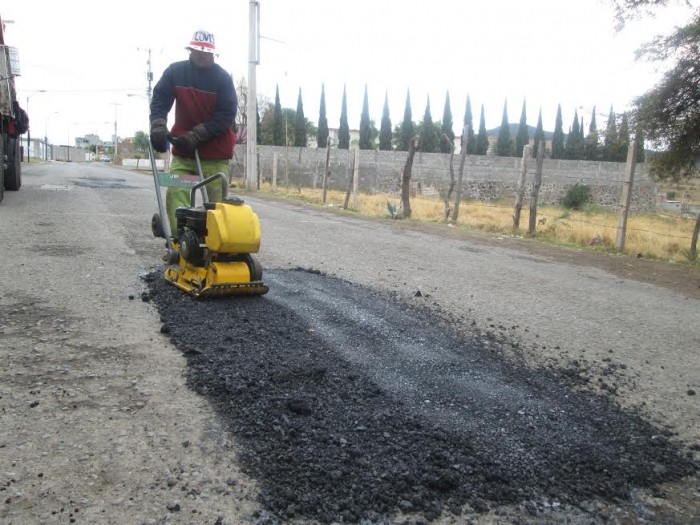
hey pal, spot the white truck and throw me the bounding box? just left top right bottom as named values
left=0, top=15, right=27, bottom=204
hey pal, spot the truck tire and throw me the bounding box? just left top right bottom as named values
left=4, top=137, right=22, bottom=191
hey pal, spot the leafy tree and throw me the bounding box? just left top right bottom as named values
left=440, top=91, right=455, bottom=153
left=317, top=84, right=328, bottom=148
left=463, top=95, right=476, bottom=154
left=420, top=96, right=440, bottom=153
left=398, top=89, right=414, bottom=151
left=515, top=99, right=529, bottom=157
left=338, top=85, right=350, bottom=149
left=293, top=89, right=307, bottom=147
left=379, top=92, right=392, bottom=150
left=585, top=107, right=600, bottom=160
left=634, top=122, right=646, bottom=162
left=475, top=105, right=489, bottom=155
left=617, top=112, right=630, bottom=161
left=603, top=107, right=618, bottom=161
left=272, top=85, right=284, bottom=146
left=551, top=104, right=565, bottom=159
left=133, top=131, right=149, bottom=153
left=630, top=10, right=699, bottom=178
left=496, top=100, right=511, bottom=156
left=359, top=85, right=372, bottom=149
left=533, top=110, right=545, bottom=158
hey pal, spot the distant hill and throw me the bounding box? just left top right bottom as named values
left=486, top=124, right=554, bottom=140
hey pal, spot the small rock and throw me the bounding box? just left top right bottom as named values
left=688, top=389, right=696, bottom=396
left=415, top=290, right=422, bottom=297
left=166, top=500, right=181, bottom=512
left=141, top=292, right=151, bottom=302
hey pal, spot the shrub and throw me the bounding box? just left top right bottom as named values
left=562, top=184, right=592, bottom=210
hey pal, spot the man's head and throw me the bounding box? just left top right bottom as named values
left=186, top=30, right=216, bottom=68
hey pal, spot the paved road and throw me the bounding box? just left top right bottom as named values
left=1, top=161, right=698, bottom=524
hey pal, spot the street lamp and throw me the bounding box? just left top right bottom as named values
left=26, top=90, right=46, bottom=162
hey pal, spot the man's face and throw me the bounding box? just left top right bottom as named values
left=189, top=49, right=215, bottom=69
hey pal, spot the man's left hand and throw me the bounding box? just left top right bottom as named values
left=171, top=124, right=212, bottom=152
left=170, top=134, right=196, bottom=152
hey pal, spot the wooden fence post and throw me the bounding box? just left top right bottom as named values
left=442, top=133, right=456, bottom=220
left=512, top=144, right=531, bottom=229
left=352, top=146, right=359, bottom=209
left=322, top=141, right=331, bottom=204
left=452, top=125, right=469, bottom=223
left=343, top=148, right=355, bottom=209
left=400, top=136, right=420, bottom=218
left=615, top=146, right=637, bottom=251
left=528, top=142, right=544, bottom=234
left=272, top=152, right=278, bottom=191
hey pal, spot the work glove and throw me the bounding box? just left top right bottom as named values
left=170, top=124, right=212, bottom=152
left=150, top=118, right=169, bottom=153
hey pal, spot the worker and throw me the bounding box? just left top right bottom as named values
left=149, top=29, right=237, bottom=234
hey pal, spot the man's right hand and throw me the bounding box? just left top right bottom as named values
left=150, top=119, right=169, bottom=153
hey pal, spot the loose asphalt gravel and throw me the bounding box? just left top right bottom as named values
left=144, top=267, right=697, bottom=524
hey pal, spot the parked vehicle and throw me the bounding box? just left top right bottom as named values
left=0, top=15, right=27, bottom=204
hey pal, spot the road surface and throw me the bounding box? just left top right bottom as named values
left=1, top=161, right=697, bottom=524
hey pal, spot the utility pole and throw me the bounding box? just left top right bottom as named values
left=246, top=0, right=260, bottom=190
left=111, top=103, right=121, bottom=159
left=146, top=48, right=153, bottom=105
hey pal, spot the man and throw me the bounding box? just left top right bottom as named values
left=150, top=29, right=237, bottom=233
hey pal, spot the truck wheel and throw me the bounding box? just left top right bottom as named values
left=4, top=137, right=22, bottom=191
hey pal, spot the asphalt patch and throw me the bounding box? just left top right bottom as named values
left=144, top=268, right=696, bottom=523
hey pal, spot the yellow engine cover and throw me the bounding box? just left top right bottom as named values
left=205, top=202, right=261, bottom=254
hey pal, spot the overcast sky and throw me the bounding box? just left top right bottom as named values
left=4, top=0, right=696, bottom=145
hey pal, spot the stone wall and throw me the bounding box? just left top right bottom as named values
left=231, top=145, right=656, bottom=212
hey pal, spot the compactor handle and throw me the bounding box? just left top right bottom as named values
left=189, top=173, right=228, bottom=207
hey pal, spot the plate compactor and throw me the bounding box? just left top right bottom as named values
left=148, top=141, right=268, bottom=298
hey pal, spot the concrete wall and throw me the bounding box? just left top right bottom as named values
left=230, top=145, right=657, bottom=212
left=122, top=158, right=165, bottom=170
left=52, top=145, right=90, bottom=162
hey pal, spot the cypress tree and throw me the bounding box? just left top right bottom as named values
left=338, top=85, right=350, bottom=149
left=565, top=110, right=584, bottom=160
left=617, top=112, right=630, bottom=162
left=359, top=85, right=372, bottom=150
left=496, top=100, right=511, bottom=156
left=272, top=84, right=284, bottom=146
left=463, top=95, right=476, bottom=154
left=317, top=84, right=328, bottom=148
left=293, top=88, right=307, bottom=147
left=440, top=91, right=455, bottom=153
left=515, top=99, right=529, bottom=157
left=551, top=104, right=565, bottom=159
left=603, top=107, right=618, bottom=161
left=420, top=95, right=439, bottom=153
left=379, top=92, right=392, bottom=150
left=533, top=109, right=545, bottom=158
left=585, top=107, right=600, bottom=160
left=398, top=89, right=414, bottom=151
left=475, top=105, right=489, bottom=155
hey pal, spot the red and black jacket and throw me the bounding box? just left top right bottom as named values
left=150, top=59, right=237, bottom=160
